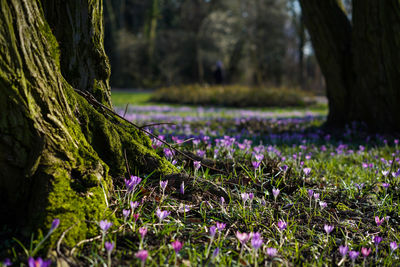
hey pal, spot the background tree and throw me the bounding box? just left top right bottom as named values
left=0, top=0, right=173, bottom=245
left=300, top=0, right=400, bottom=131
left=104, top=0, right=323, bottom=90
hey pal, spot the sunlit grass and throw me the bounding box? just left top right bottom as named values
left=4, top=101, right=399, bottom=266
left=111, top=91, right=154, bottom=106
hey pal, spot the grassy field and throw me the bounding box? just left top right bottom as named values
left=111, top=91, right=154, bottom=106
left=5, top=95, right=400, bottom=266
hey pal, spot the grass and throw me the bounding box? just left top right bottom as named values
left=111, top=91, right=153, bottom=106
left=3, top=101, right=400, bottom=266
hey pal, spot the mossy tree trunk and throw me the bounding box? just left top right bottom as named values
left=0, top=0, right=173, bottom=246
left=300, top=0, right=400, bottom=131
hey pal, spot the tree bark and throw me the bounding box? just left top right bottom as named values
left=351, top=0, right=400, bottom=131
left=42, top=0, right=112, bottom=107
left=298, top=14, right=305, bottom=89
left=0, top=0, right=173, bottom=246
left=299, top=0, right=353, bottom=127
left=300, top=0, right=400, bottom=131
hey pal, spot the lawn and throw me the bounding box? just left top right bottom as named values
left=6, top=95, right=400, bottom=266
left=111, top=91, right=154, bottom=106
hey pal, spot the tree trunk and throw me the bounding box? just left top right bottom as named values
left=144, top=0, right=159, bottom=70
left=0, top=0, right=173, bottom=247
left=299, top=0, right=353, bottom=127
left=300, top=0, right=400, bottom=131
left=298, top=14, right=305, bottom=89
left=351, top=1, right=400, bottom=131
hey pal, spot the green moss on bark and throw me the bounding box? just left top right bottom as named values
left=45, top=168, right=111, bottom=246
left=0, top=0, right=174, bottom=250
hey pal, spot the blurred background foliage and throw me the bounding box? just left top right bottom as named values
left=104, top=0, right=339, bottom=92
left=150, top=84, right=314, bottom=107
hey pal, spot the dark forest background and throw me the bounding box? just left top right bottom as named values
left=103, top=0, right=351, bottom=91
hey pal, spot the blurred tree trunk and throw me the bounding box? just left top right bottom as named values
left=299, top=0, right=353, bottom=127
left=118, top=0, right=126, bottom=29
left=145, top=0, right=159, bottom=68
left=298, top=14, right=305, bottom=89
left=227, top=36, right=246, bottom=83
left=300, top=0, right=400, bottom=131
left=0, top=0, right=172, bottom=247
left=196, top=36, right=205, bottom=84
left=351, top=0, right=400, bottom=131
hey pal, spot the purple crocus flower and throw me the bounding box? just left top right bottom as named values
left=139, top=227, right=147, bottom=238
left=178, top=204, right=190, bottom=213
left=193, top=161, right=201, bottom=171
left=349, top=251, right=359, bottom=261
left=307, top=189, right=314, bottom=198
left=171, top=240, right=183, bottom=253
left=236, top=232, right=249, bottom=244
left=196, top=150, right=206, bottom=158
left=251, top=233, right=263, bottom=250
left=209, top=226, right=217, bottom=237
left=105, top=241, right=115, bottom=253
left=266, top=247, right=277, bottom=258
left=180, top=181, right=185, bottom=195
left=135, top=250, right=148, bottom=262
left=373, top=236, right=383, bottom=245
left=313, top=193, right=320, bottom=200
left=339, top=245, right=348, bottom=257
left=375, top=216, right=384, bottom=226
left=319, top=201, right=327, bottom=209
left=164, top=148, right=174, bottom=159
left=303, top=167, right=311, bottom=176
left=160, top=180, right=168, bottom=191
left=50, top=218, right=60, bottom=232
left=252, top=161, right=261, bottom=169
left=28, top=257, right=51, bottom=267
left=220, top=197, right=225, bottom=205
left=249, top=193, right=254, bottom=201
left=272, top=188, right=280, bottom=200
left=254, top=154, right=264, bottom=162
left=355, top=183, right=364, bottom=190
left=156, top=209, right=171, bottom=222
left=390, top=241, right=398, bottom=251
left=2, top=259, right=11, bottom=267
left=193, top=139, right=201, bottom=146
left=324, top=224, right=334, bottom=234
left=280, top=165, right=288, bottom=172
left=241, top=193, right=249, bottom=203
left=238, top=143, right=246, bottom=150
left=361, top=247, right=371, bottom=258
left=130, top=201, right=139, bottom=210
left=125, top=176, right=142, bottom=192
left=216, top=222, right=226, bottom=231
left=277, top=220, right=287, bottom=231
left=99, top=220, right=112, bottom=232
left=382, top=183, right=390, bottom=189
left=122, top=209, right=130, bottom=219
left=212, top=248, right=220, bottom=258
